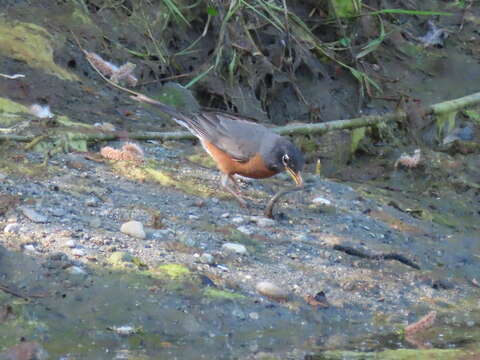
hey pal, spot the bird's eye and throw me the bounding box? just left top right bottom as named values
left=282, top=154, right=289, bottom=165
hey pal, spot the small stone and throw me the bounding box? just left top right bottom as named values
left=4, top=223, right=20, bottom=234
left=193, top=200, right=205, bottom=207
left=312, top=197, right=332, bottom=206
left=64, top=239, right=77, bottom=248
left=85, top=196, right=99, bottom=207
left=179, top=234, right=196, bottom=247
left=252, top=216, right=275, bottom=228
left=20, top=207, right=47, bottom=223
left=200, top=253, right=215, bottom=264
left=256, top=281, right=289, bottom=300
left=120, top=220, right=146, bottom=239
left=23, top=244, right=36, bottom=253
left=249, top=312, right=259, bottom=320
left=232, top=307, right=246, bottom=319
left=109, top=325, right=138, bottom=336
left=94, top=122, right=116, bottom=131
left=188, top=214, right=200, bottom=220
left=71, top=248, right=86, bottom=257
left=220, top=213, right=230, bottom=218
left=221, top=242, right=247, bottom=255
left=67, top=266, right=87, bottom=275
left=231, top=216, right=244, bottom=224
left=237, top=226, right=254, bottom=236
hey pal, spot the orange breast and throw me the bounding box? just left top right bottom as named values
left=203, top=141, right=278, bottom=179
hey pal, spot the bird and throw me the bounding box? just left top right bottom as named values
left=136, top=95, right=305, bottom=207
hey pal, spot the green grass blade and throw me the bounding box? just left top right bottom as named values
left=185, top=65, right=215, bottom=88
left=369, top=9, right=453, bottom=16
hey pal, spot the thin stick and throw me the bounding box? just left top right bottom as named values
left=0, top=283, right=30, bottom=301
left=264, top=185, right=310, bottom=218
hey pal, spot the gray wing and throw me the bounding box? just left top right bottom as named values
left=175, top=111, right=274, bottom=162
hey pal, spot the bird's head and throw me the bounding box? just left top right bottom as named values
left=264, top=137, right=304, bottom=186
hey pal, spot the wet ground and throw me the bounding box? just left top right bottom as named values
left=0, top=140, right=479, bottom=359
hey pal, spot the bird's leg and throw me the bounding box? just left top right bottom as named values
left=228, top=174, right=242, bottom=192
left=221, top=173, right=247, bottom=207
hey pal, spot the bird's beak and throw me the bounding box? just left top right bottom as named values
left=286, top=167, right=303, bottom=187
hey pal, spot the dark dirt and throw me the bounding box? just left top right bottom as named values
left=1, top=1, right=480, bottom=359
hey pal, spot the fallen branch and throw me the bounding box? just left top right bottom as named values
left=264, top=185, right=312, bottom=218
left=333, top=244, right=420, bottom=270
left=0, top=283, right=30, bottom=301
left=2, top=92, right=480, bottom=144
left=405, top=311, right=437, bottom=335
left=0, top=130, right=195, bottom=143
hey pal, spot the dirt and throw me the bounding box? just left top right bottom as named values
left=1, top=1, right=480, bottom=359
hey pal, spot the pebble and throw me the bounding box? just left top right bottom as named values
left=4, top=223, right=20, bottom=234
left=109, top=325, right=138, bottom=336
left=67, top=266, right=87, bottom=275
left=237, top=226, right=254, bottom=236
left=221, top=242, right=247, bottom=255
left=200, top=253, right=215, bottom=264
left=251, top=216, right=275, bottom=228
left=64, top=239, right=77, bottom=248
left=20, top=207, right=47, bottom=223
left=188, top=214, right=200, bottom=220
left=216, top=264, right=229, bottom=271
left=256, top=281, right=289, bottom=300
left=312, top=197, right=332, bottom=206
left=249, top=312, right=259, bottom=320
left=71, top=248, right=86, bottom=257
left=193, top=200, right=205, bottom=207
left=231, top=216, right=245, bottom=224
left=221, top=213, right=230, bottom=218
left=23, top=244, right=36, bottom=253
left=85, top=196, right=99, bottom=207
left=120, top=220, right=146, bottom=239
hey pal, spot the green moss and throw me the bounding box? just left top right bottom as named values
left=144, top=166, right=215, bottom=198
left=108, top=251, right=135, bottom=268
left=350, top=126, right=366, bottom=155
left=56, top=115, right=93, bottom=128
left=464, top=109, right=480, bottom=124
left=330, top=0, right=360, bottom=18
left=203, top=288, right=246, bottom=300
left=187, top=153, right=217, bottom=168
left=295, top=136, right=318, bottom=154
left=318, top=348, right=473, bottom=360
left=0, top=97, right=30, bottom=126
left=154, top=264, right=191, bottom=279
left=0, top=18, right=78, bottom=81
left=431, top=212, right=459, bottom=229
left=71, top=7, right=95, bottom=26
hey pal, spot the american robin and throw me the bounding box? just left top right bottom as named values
left=137, top=96, right=304, bottom=206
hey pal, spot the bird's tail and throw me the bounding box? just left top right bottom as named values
left=132, top=93, right=203, bottom=136
left=132, top=94, right=182, bottom=119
